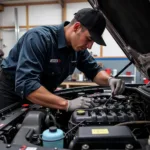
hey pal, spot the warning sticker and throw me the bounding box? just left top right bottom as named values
left=92, top=129, right=109, bottom=134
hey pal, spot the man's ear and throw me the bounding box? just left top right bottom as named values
left=73, top=22, right=81, bottom=32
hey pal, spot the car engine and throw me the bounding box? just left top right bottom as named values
left=0, top=85, right=150, bottom=150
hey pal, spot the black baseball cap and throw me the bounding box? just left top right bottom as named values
left=74, top=8, right=106, bottom=46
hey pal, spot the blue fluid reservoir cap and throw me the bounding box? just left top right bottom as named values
left=49, top=126, right=57, bottom=132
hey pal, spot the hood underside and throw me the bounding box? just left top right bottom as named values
left=89, top=0, right=150, bottom=79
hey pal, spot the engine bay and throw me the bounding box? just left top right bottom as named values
left=0, top=85, right=150, bottom=150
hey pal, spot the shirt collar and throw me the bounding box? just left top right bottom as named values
left=57, top=21, right=70, bottom=49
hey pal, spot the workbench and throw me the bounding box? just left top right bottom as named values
left=60, top=81, right=97, bottom=88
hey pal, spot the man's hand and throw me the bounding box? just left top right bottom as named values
left=108, top=77, right=125, bottom=95
left=67, top=96, right=93, bottom=111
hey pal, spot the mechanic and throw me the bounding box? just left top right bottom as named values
left=0, top=8, right=125, bottom=111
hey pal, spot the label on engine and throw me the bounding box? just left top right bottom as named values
left=92, top=129, right=109, bottom=134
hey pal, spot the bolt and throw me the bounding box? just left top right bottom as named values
left=125, top=144, right=134, bottom=150
left=82, top=144, right=89, bottom=150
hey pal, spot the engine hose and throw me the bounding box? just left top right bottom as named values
left=115, top=121, right=150, bottom=126
left=49, top=113, right=60, bottom=128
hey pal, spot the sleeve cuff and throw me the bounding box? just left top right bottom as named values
left=24, top=81, right=41, bottom=98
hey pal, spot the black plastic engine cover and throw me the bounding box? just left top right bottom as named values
left=69, top=126, right=141, bottom=150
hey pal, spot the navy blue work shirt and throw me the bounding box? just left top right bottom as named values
left=1, top=22, right=103, bottom=98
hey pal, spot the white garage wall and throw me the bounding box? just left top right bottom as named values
left=2, top=29, right=27, bottom=57
left=66, top=2, right=91, bottom=21
left=0, top=6, right=26, bottom=57
left=1, top=6, right=26, bottom=26
left=29, top=4, right=62, bottom=25
left=2, top=30, right=16, bottom=57
left=102, top=29, right=125, bottom=57
left=0, top=4, right=61, bottom=57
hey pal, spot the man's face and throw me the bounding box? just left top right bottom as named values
left=70, top=22, right=94, bottom=51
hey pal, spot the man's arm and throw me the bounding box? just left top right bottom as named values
left=27, top=86, right=68, bottom=110
left=27, top=86, right=93, bottom=111
left=93, top=70, right=110, bottom=85
left=76, top=50, right=110, bottom=85
left=76, top=50, right=125, bottom=95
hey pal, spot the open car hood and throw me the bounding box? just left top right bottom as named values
left=88, top=0, right=150, bottom=79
